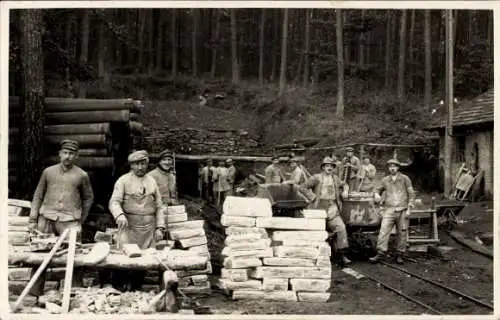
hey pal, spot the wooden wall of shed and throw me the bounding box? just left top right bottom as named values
left=438, top=129, right=493, bottom=198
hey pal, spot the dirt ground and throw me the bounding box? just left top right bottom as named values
left=188, top=199, right=494, bottom=315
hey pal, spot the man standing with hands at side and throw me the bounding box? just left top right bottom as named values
left=28, top=140, right=94, bottom=302
left=148, top=149, right=179, bottom=206
left=369, top=158, right=415, bottom=264
left=109, top=150, right=166, bottom=291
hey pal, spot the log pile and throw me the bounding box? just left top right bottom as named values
left=217, top=196, right=332, bottom=302
left=8, top=97, right=145, bottom=204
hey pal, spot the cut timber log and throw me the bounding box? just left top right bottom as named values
left=129, top=121, right=144, bottom=135
left=256, top=217, right=325, bottom=230
left=44, top=123, right=110, bottom=135
left=297, top=292, right=331, bottom=302
left=45, top=134, right=108, bottom=146
left=45, top=110, right=130, bottom=124
left=222, top=196, right=272, bottom=217
left=262, top=278, right=289, bottom=291
left=122, top=244, right=142, bottom=257
left=44, top=157, right=113, bottom=169
left=221, top=215, right=256, bottom=227
left=250, top=266, right=331, bottom=279
left=77, top=148, right=109, bottom=157
left=9, top=97, right=141, bottom=113
left=290, top=278, right=331, bottom=292
left=272, top=231, right=328, bottom=242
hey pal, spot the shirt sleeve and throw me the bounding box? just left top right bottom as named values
left=367, top=165, right=377, bottom=179
left=303, top=175, right=318, bottom=190
left=29, top=169, right=48, bottom=224
left=80, top=172, right=94, bottom=221
left=376, top=177, right=387, bottom=195
left=404, top=175, right=416, bottom=205
left=109, top=177, right=126, bottom=219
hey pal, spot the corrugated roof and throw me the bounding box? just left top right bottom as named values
left=426, top=89, right=494, bottom=129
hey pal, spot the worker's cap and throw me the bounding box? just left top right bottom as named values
left=159, top=149, right=174, bottom=160
left=225, top=158, right=233, bottom=164
left=345, top=147, right=355, bottom=152
left=387, top=158, right=401, bottom=167
left=60, top=140, right=79, bottom=152
left=271, top=155, right=280, bottom=161
left=321, top=157, right=336, bottom=167
left=128, top=150, right=149, bottom=163
left=289, top=157, right=300, bottom=163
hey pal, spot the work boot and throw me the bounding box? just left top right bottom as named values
left=369, top=251, right=385, bottom=263
left=395, top=253, right=404, bottom=264
left=338, top=250, right=352, bottom=267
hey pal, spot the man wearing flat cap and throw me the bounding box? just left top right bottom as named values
left=341, top=146, right=361, bottom=191
left=303, top=157, right=351, bottom=267
left=226, top=159, right=236, bottom=195
left=109, top=150, right=165, bottom=290
left=213, top=159, right=231, bottom=206
left=370, top=158, right=415, bottom=264
left=264, top=155, right=283, bottom=184
left=28, top=139, right=94, bottom=301
left=199, top=158, right=216, bottom=203
left=148, top=149, right=179, bottom=206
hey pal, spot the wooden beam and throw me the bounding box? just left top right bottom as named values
left=443, top=10, right=455, bottom=195
left=149, top=153, right=306, bottom=163
left=61, top=228, right=78, bottom=313
left=9, top=97, right=143, bottom=113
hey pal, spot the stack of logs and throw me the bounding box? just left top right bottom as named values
left=217, top=196, right=332, bottom=302
left=8, top=97, right=144, bottom=203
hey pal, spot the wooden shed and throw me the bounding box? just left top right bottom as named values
left=426, top=89, right=494, bottom=199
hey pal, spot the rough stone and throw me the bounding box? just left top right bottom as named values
left=169, top=228, right=205, bottom=240
left=165, top=212, right=188, bottom=224
left=262, top=257, right=315, bottom=267
left=225, top=227, right=268, bottom=237
left=221, top=215, right=256, bottom=227
left=178, top=236, right=207, bottom=249
left=273, top=246, right=320, bottom=259
left=221, top=268, right=249, bottom=282
left=301, top=209, right=327, bottom=219
left=290, top=278, right=331, bottom=292
left=226, top=239, right=271, bottom=251
left=271, top=231, right=328, bottom=242
left=297, top=292, right=331, bottom=302
left=250, top=267, right=331, bottom=279
left=223, top=196, right=273, bottom=217
left=223, top=257, right=262, bottom=269
left=221, top=248, right=274, bottom=259
left=167, top=205, right=186, bottom=215
left=262, top=278, right=289, bottom=291
left=168, top=220, right=204, bottom=230
left=256, top=217, right=325, bottom=230
left=218, top=279, right=262, bottom=291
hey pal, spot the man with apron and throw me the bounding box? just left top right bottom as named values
left=109, top=150, right=166, bottom=290
left=302, top=157, right=351, bottom=267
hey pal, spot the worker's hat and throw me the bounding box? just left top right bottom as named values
left=387, top=158, right=401, bottom=167
left=321, top=157, right=336, bottom=167
left=159, top=149, right=174, bottom=160
left=345, top=146, right=355, bottom=152
left=60, top=139, right=79, bottom=152
left=128, top=150, right=149, bottom=163
left=271, top=155, right=279, bottom=161
left=226, top=158, right=233, bottom=164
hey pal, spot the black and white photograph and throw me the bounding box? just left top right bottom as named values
left=1, top=1, right=496, bottom=317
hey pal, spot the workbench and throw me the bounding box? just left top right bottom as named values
left=9, top=248, right=209, bottom=271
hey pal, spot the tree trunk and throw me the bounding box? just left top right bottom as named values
left=258, top=9, right=266, bottom=86
left=384, top=10, right=392, bottom=89
left=397, top=10, right=407, bottom=101
left=336, top=9, right=345, bottom=119
left=343, top=11, right=350, bottom=67
left=210, top=9, right=221, bottom=78
left=97, top=17, right=108, bottom=82
left=358, top=10, right=365, bottom=68
left=230, top=9, right=239, bottom=85
left=138, top=9, right=146, bottom=72
left=148, top=10, right=154, bottom=76
left=171, top=9, right=178, bottom=79
left=18, top=9, right=45, bottom=199
left=192, top=9, right=199, bottom=77
left=156, top=9, right=164, bottom=74
left=78, top=10, right=90, bottom=98
left=65, top=13, right=75, bottom=97
left=270, top=9, right=279, bottom=81
left=279, top=9, right=289, bottom=95
left=444, top=10, right=454, bottom=196
left=424, top=10, right=432, bottom=107
left=407, top=10, right=415, bottom=91
left=303, top=9, right=311, bottom=88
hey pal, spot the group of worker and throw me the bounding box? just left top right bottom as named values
left=27, top=140, right=180, bottom=301
left=264, top=146, right=415, bottom=267
left=198, top=158, right=236, bottom=206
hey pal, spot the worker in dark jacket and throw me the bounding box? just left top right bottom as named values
left=28, top=140, right=94, bottom=302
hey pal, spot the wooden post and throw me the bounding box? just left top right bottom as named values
left=61, top=228, right=78, bottom=313
left=444, top=10, right=454, bottom=196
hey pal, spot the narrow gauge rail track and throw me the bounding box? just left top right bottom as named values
left=355, top=261, right=494, bottom=315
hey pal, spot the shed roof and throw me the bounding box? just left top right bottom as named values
left=426, top=89, right=494, bottom=129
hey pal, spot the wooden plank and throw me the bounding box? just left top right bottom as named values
left=289, top=278, right=331, bottom=292
left=262, top=278, right=289, bottom=291
left=150, top=154, right=306, bottom=163
left=256, top=217, right=325, bottom=230
left=9, top=97, right=137, bottom=112
left=61, top=228, right=78, bottom=313
left=250, top=267, right=331, bottom=279
left=222, top=196, right=273, bottom=217
left=449, top=231, right=493, bottom=258
left=122, top=244, right=142, bottom=258
left=221, top=215, right=256, bottom=227
left=12, top=229, right=70, bottom=312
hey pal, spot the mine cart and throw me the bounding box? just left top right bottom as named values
left=341, top=192, right=383, bottom=228
left=255, top=183, right=311, bottom=217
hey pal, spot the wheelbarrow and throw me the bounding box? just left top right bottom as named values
left=255, top=183, right=312, bottom=217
